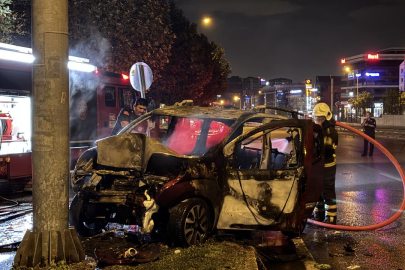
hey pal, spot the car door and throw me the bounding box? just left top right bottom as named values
left=217, top=119, right=318, bottom=232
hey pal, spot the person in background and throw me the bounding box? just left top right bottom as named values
left=361, top=111, right=376, bottom=157
left=312, top=103, right=339, bottom=225
left=110, top=98, right=148, bottom=136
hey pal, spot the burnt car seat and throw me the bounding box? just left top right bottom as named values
left=271, top=149, right=287, bottom=170
left=235, top=147, right=261, bottom=170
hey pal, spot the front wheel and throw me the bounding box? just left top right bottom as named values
left=69, top=195, right=107, bottom=237
left=168, top=198, right=213, bottom=247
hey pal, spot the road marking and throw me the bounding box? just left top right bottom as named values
left=379, top=172, right=401, bottom=181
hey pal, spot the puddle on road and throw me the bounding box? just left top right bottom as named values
left=0, top=252, right=16, bottom=269
left=0, top=213, right=32, bottom=247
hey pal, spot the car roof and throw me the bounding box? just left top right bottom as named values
left=148, top=105, right=285, bottom=121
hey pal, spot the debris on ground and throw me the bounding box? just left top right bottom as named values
left=94, top=243, right=161, bottom=264
left=343, top=244, right=357, bottom=252
left=12, top=258, right=98, bottom=270
left=314, top=263, right=332, bottom=269
left=328, top=251, right=344, bottom=257
left=347, top=265, right=361, bottom=270
left=99, top=241, right=258, bottom=270
left=363, top=252, right=374, bottom=257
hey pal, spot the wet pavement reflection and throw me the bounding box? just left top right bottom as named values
left=302, top=135, right=405, bottom=269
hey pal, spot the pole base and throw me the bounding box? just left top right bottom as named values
left=13, top=227, right=85, bottom=267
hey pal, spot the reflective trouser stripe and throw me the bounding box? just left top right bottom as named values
left=325, top=211, right=337, bottom=217
left=325, top=204, right=337, bottom=210
left=325, top=161, right=336, bottom=167
left=325, top=204, right=337, bottom=217
left=314, top=208, right=325, bottom=212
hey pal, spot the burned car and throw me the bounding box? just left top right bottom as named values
left=69, top=105, right=325, bottom=246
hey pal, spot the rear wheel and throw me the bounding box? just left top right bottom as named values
left=69, top=195, right=107, bottom=237
left=168, top=198, right=212, bottom=247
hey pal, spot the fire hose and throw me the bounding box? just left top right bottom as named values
left=307, top=121, right=405, bottom=230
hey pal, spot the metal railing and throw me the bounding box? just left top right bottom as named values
left=336, top=123, right=405, bottom=150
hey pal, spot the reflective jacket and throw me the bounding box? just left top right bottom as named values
left=322, top=119, right=338, bottom=167
left=110, top=108, right=139, bottom=136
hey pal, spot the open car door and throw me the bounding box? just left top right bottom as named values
left=217, top=119, right=324, bottom=234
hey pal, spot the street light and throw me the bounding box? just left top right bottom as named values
left=202, top=17, right=211, bottom=26
left=234, top=96, right=241, bottom=109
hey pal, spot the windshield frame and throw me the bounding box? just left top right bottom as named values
left=119, top=112, right=235, bottom=157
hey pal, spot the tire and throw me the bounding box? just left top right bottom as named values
left=69, top=195, right=106, bottom=237
left=168, top=198, right=212, bottom=247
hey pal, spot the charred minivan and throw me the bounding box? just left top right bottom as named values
left=69, top=105, right=325, bottom=246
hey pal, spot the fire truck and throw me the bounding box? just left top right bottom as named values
left=0, top=42, right=135, bottom=192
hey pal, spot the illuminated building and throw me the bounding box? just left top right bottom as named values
left=340, top=48, right=405, bottom=117
left=268, top=78, right=292, bottom=86
left=260, top=81, right=307, bottom=112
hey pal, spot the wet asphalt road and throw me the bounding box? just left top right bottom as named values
left=0, top=134, right=404, bottom=269
left=302, top=134, right=405, bottom=269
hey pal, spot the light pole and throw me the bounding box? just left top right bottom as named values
left=14, top=0, right=84, bottom=266
left=234, top=96, right=241, bottom=110
left=258, top=90, right=262, bottom=106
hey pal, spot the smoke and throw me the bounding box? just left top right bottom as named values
left=69, top=28, right=111, bottom=71
left=68, top=28, right=111, bottom=143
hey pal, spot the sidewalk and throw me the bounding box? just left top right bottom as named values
left=339, top=122, right=405, bottom=130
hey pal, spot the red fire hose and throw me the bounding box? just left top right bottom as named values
left=307, top=121, right=405, bottom=230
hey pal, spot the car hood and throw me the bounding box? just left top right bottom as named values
left=96, top=133, right=184, bottom=171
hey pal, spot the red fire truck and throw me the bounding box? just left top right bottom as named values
left=0, top=42, right=135, bottom=192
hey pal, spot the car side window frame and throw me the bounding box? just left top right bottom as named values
left=226, top=123, right=305, bottom=172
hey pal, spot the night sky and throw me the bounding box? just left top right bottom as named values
left=175, top=0, right=405, bottom=83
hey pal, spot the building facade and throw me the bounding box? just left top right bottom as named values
left=268, top=78, right=292, bottom=86
left=227, top=76, right=243, bottom=95
left=261, top=83, right=307, bottom=112
left=340, top=48, right=405, bottom=117
left=242, top=77, right=261, bottom=97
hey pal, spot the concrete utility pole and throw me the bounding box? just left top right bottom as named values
left=14, top=0, right=84, bottom=267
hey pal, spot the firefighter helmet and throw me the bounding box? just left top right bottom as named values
left=313, top=103, right=332, bottom=121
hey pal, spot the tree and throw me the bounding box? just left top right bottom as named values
left=199, top=41, right=231, bottom=105
left=151, top=1, right=231, bottom=105
left=383, top=89, right=401, bottom=115
left=349, top=91, right=373, bottom=116
left=68, top=0, right=175, bottom=78
left=0, top=0, right=26, bottom=43
left=6, top=0, right=231, bottom=106
left=150, top=2, right=212, bottom=105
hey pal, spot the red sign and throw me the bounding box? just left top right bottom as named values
left=367, top=54, right=379, bottom=60
left=341, top=58, right=346, bottom=64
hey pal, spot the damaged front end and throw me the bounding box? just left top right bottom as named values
left=70, top=133, right=185, bottom=237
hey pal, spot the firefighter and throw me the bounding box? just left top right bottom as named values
left=312, top=103, right=339, bottom=224
left=111, top=98, right=148, bottom=136
left=361, top=111, right=376, bottom=157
